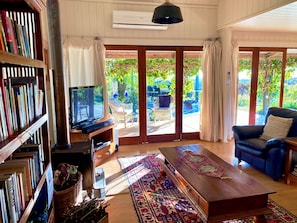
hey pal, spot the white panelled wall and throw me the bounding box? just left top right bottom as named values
left=59, top=0, right=218, bottom=46
left=59, top=0, right=297, bottom=47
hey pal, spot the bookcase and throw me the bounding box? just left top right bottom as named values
left=0, top=0, right=54, bottom=223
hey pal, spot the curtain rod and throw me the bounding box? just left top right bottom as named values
left=205, top=37, right=220, bottom=41
left=63, top=35, right=101, bottom=40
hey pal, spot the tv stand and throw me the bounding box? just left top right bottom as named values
left=70, top=124, right=117, bottom=167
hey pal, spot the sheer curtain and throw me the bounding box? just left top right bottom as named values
left=63, top=38, right=109, bottom=119
left=200, top=40, right=224, bottom=141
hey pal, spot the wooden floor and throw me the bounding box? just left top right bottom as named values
left=99, top=139, right=297, bottom=223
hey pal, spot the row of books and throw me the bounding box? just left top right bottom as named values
left=0, top=78, right=44, bottom=142
left=0, top=144, right=44, bottom=223
left=0, top=10, right=32, bottom=58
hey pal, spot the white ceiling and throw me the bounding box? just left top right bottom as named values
left=229, top=1, right=297, bottom=32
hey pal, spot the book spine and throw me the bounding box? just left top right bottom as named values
left=3, top=175, right=17, bottom=223
left=0, top=17, right=8, bottom=51
left=0, top=185, right=9, bottom=222
left=0, top=79, right=14, bottom=136
left=0, top=86, right=8, bottom=141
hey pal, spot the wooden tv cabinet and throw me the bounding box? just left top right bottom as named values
left=70, top=124, right=117, bottom=167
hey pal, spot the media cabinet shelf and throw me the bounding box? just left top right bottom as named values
left=284, top=138, right=297, bottom=184
left=70, top=124, right=116, bottom=167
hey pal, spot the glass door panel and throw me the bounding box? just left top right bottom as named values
left=237, top=51, right=252, bottom=125
left=105, top=50, right=139, bottom=138
left=182, top=51, right=202, bottom=133
left=256, top=51, right=283, bottom=124
left=146, top=51, right=176, bottom=136
left=283, top=49, right=297, bottom=109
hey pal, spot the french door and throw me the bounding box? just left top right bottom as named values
left=105, top=46, right=202, bottom=145
left=237, top=48, right=287, bottom=125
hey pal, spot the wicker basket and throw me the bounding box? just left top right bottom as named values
left=53, top=171, right=83, bottom=220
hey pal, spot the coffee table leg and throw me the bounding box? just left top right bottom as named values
left=254, top=215, right=267, bottom=223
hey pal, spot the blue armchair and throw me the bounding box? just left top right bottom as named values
left=232, top=107, right=297, bottom=180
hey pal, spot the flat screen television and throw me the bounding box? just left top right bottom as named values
left=69, top=85, right=104, bottom=129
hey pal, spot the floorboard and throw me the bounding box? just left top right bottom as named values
left=98, top=139, right=297, bottom=223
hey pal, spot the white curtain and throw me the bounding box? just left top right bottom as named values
left=63, top=38, right=109, bottom=119
left=200, top=40, right=224, bottom=141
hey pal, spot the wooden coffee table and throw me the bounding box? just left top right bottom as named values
left=159, top=144, right=275, bottom=223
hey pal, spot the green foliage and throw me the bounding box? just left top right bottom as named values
left=238, top=54, right=297, bottom=113
left=106, top=57, right=202, bottom=103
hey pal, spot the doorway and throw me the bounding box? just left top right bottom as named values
left=105, top=46, right=202, bottom=145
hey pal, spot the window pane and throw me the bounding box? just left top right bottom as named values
left=105, top=50, right=139, bottom=137
left=146, top=51, right=176, bottom=135
left=237, top=51, right=252, bottom=125
left=284, top=49, right=297, bottom=109
left=182, top=51, right=202, bottom=133
left=256, top=51, right=283, bottom=124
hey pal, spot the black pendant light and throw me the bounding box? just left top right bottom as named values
left=152, top=0, right=183, bottom=24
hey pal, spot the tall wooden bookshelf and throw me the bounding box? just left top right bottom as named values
left=0, top=0, right=53, bottom=222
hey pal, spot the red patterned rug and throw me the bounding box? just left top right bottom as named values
left=118, top=154, right=297, bottom=223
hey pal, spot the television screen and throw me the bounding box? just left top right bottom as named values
left=69, top=85, right=104, bottom=129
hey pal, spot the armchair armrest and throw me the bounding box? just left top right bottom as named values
left=232, top=125, right=264, bottom=140
left=265, top=138, right=285, bottom=149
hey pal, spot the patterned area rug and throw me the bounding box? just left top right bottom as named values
left=118, top=154, right=297, bottom=223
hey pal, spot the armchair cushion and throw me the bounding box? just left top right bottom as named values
left=237, top=138, right=267, bottom=157
left=260, top=114, right=293, bottom=140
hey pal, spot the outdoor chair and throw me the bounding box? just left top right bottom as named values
left=153, top=95, right=174, bottom=122
left=109, top=99, right=133, bottom=128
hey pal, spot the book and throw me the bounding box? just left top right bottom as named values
left=0, top=11, right=18, bottom=54
left=0, top=174, right=18, bottom=223
left=0, top=180, right=9, bottom=223
left=21, top=84, right=29, bottom=126
left=0, top=78, right=14, bottom=136
left=0, top=18, right=5, bottom=51
left=14, top=22, right=25, bottom=56
left=21, top=25, right=31, bottom=58
left=0, top=111, right=3, bottom=141
left=12, top=85, right=27, bottom=129
left=0, top=17, right=8, bottom=51
left=26, top=82, right=34, bottom=122
left=7, top=79, right=18, bottom=132
left=0, top=86, right=9, bottom=140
